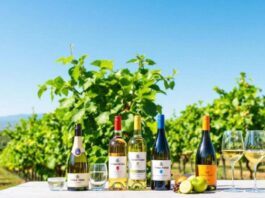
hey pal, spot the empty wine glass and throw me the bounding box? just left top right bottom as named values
left=89, top=163, right=107, bottom=191
left=222, top=130, right=244, bottom=192
left=244, top=130, right=265, bottom=193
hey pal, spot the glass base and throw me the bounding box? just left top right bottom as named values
left=246, top=188, right=265, bottom=193
left=223, top=188, right=243, bottom=192
left=91, top=188, right=104, bottom=191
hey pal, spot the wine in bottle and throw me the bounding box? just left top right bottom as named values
left=67, top=124, right=89, bottom=191
left=196, top=115, right=217, bottom=190
left=128, top=115, right=147, bottom=190
left=151, top=114, right=171, bottom=190
left=108, top=115, right=127, bottom=190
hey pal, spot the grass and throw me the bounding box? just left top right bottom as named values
left=0, top=167, right=24, bottom=190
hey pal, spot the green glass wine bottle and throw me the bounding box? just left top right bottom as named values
left=67, top=124, right=89, bottom=191
left=195, top=115, right=217, bottom=191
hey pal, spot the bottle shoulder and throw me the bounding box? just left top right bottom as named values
left=109, top=136, right=127, bottom=146
left=128, top=136, right=146, bottom=145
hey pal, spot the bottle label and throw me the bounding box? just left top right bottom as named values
left=197, top=165, right=217, bottom=185
left=151, top=160, right=171, bottom=181
left=109, top=156, right=127, bottom=179
left=71, top=136, right=85, bottom=156
left=128, top=152, right=146, bottom=180
left=67, top=173, right=89, bottom=188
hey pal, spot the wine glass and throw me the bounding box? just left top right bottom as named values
left=89, top=163, right=108, bottom=190
left=222, top=130, right=244, bottom=192
left=244, top=130, right=265, bottom=193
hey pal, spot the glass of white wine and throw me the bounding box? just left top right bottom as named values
left=222, top=130, right=244, bottom=192
left=244, top=130, right=265, bottom=193
left=89, top=163, right=108, bottom=191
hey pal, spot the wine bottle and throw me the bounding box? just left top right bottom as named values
left=151, top=114, right=171, bottom=190
left=196, top=115, right=217, bottom=190
left=128, top=115, right=147, bottom=190
left=108, top=115, right=127, bottom=190
left=67, top=124, right=89, bottom=191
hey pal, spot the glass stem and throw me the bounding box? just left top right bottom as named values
left=253, top=164, right=257, bottom=190
left=231, top=162, right=235, bottom=189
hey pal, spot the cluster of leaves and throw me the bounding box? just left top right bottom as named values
left=0, top=111, right=69, bottom=180
left=167, top=72, right=265, bottom=175
left=0, top=54, right=175, bottom=179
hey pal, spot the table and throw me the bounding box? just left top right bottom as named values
left=0, top=180, right=265, bottom=198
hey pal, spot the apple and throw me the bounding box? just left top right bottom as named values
left=187, top=175, right=196, bottom=181
left=190, top=176, right=208, bottom=193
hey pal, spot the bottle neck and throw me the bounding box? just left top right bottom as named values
left=133, top=129, right=142, bottom=137
left=71, top=135, right=84, bottom=155
left=157, top=128, right=166, bottom=138
left=201, top=130, right=211, bottom=142
left=114, top=129, right=122, bottom=137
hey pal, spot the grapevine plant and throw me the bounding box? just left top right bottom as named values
left=0, top=54, right=175, bottom=180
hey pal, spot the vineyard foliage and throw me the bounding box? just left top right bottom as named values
left=166, top=73, right=265, bottom=174
left=0, top=52, right=264, bottom=181
left=0, top=54, right=175, bottom=180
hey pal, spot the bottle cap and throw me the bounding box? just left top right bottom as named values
left=114, top=115, right=122, bottom=131
left=202, top=115, right=210, bottom=131
left=134, top=115, right=141, bottom=130
left=75, top=124, right=82, bottom=136
left=157, top=114, right=165, bottom=129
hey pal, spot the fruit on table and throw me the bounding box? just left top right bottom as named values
left=179, top=180, right=193, bottom=194
left=173, top=175, right=208, bottom=194
left=187, top=175, right=196, bottom=181
left=175, top=175, right=188, bottom=184
left=189, top=176, right=208, bottom=193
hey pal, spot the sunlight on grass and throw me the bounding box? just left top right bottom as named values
left=0, top=167, right=24, bottom=190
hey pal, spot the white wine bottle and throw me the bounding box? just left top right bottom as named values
left=108, top=115, right=127, bottom=190
left=128, top=115, right=147, bottom=190
left=196, top=115, right=217, bottom=190
left=67, top=124, right=89, bottom=191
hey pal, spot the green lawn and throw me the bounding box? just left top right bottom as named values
left=0, top=167, right=23, bottom=190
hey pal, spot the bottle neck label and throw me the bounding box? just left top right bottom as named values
left=71, top=136, right=85, bottom=156
left=151, top=160, right=171, bottom=181
left=114, top=130, right=122, bottom=137
left=128, top=152, right=146, bottom=180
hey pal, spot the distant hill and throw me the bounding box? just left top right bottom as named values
left=0, top=114, right=35, bottom=130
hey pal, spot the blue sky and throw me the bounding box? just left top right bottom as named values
left=0, top=0, right=265, bottom=117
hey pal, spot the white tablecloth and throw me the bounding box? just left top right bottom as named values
left=0, top=180, right=265, bottom=198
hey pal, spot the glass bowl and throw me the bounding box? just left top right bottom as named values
left=47, top=177, right=65, bottom=191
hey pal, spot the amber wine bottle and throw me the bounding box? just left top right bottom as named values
left=195, top=115, right=217, bottom=190
left=67, top=124, right=89, bottom=191
left=128, top=115, right=147, bottom=190
left=108, top=115, right=127, bottom=190
left=151, top=114, right=171, bottom=190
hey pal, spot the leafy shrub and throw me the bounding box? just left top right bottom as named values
left=0, top=54, right=175, bottom=180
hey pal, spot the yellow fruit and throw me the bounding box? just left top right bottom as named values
left=175, top=175, right=188, bottom=184
left=179, top=180, right=193, bottom=194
